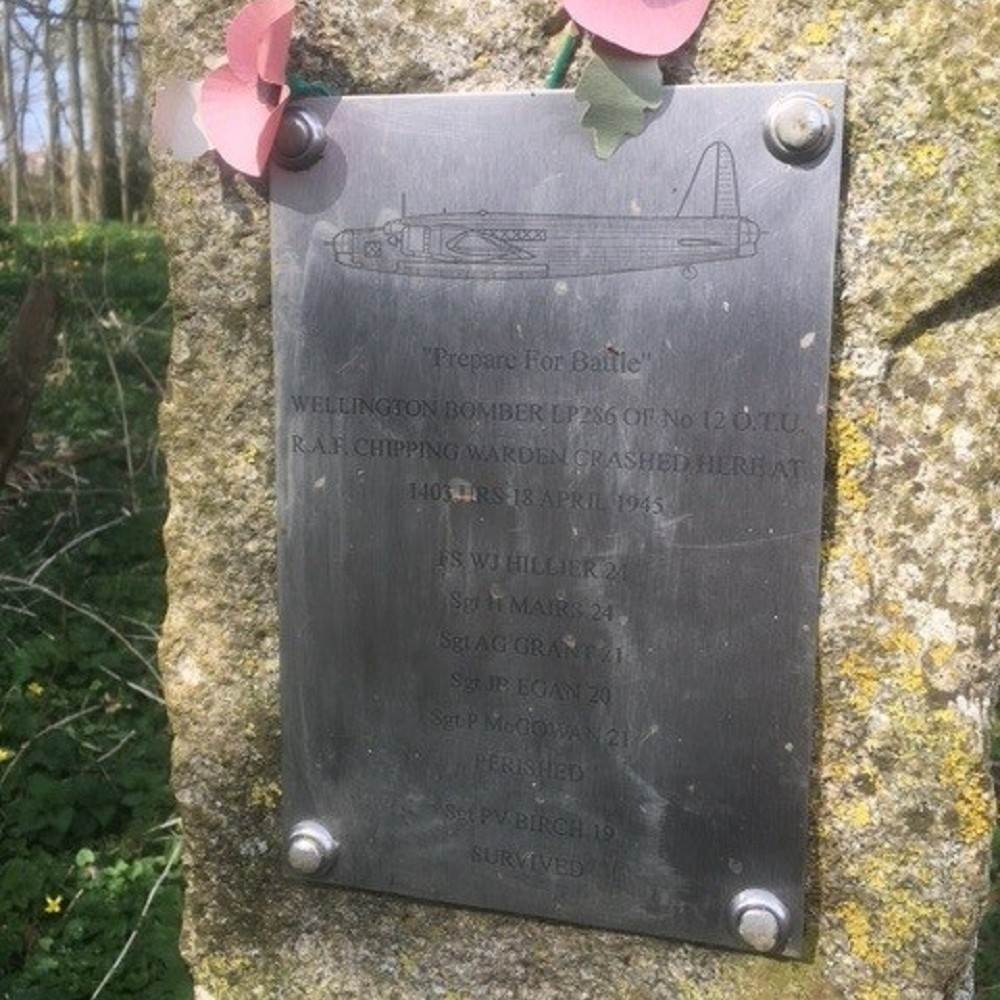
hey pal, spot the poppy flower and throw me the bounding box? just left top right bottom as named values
left=197, top=0, right=294, bottom=176
left=563, top=0, right=711, bottom=56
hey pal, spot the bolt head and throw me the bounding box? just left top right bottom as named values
left=287, top=835, right=325, bottom=874
left=286, top=821, right=338, bottom=875
left=272, top=107, right=327, bottom=171
left=737, top=906, right=782, bottom=952
left=727, top=888, right=791, bottom=954
left=765, top=94, right=835, bottom=164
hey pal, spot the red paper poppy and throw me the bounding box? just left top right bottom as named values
left=199, top=0, right=294, bottom=176
left=564, top=0, right=711, bottom=56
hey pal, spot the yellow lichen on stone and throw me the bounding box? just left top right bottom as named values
left=853, top=987, right=903, bottom=1000
left=835, top=469, right=868, bottom=511
left=249, top=780, right=281, bottom=809
left=939, top=745, right=994, bottom=844
left=800, top=22, right=829, bottom=44
left=820, top=538, right=845, bottom=568
left=897, top=663, right=926, bottom=696
left=800, top=11, right=845, bottom=45
left=830, top=842, right=945, bottom=983
left=719, top=0, right=748, bottom=24
left=905, top=142, right=948, bottom=181
left=879, top=628, right=920, bottom=657
left=705, top=35, right=752, bottom=73
left=673, top=956, right=836, bottom=1000
left=846, top=798, right=873, bottom=828
left=881, top=694, right=993, bottom=844
left=928, top=642, right=956, bottom=668
left=874, top=626, right=927, bottom=695
left=838, top=650, right=880, bottom=714
left=200, top=955, right=254, bottom=992
left=850, top=550, right=870, bottom=585
left=820, top=589, right=992, bottom=984
left=238, top=441, right=261, bottom=466
left=829, top=413, right=875, bottom=512
left=835, top=900, right=878, bottom=968
left=854, top=852, right=938, bottom=944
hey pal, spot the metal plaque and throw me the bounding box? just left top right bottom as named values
left=272, top=83, right=844, bottom=956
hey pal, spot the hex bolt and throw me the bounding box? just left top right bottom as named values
left=286, top=820, right=339, bottom=875
left=271, top=106, right=327, bottom=171
left=764, top=94, right=835, bottom=164
left=727, top=889, right=791, bottom=954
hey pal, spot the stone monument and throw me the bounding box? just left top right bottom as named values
left=145, top=1, right=999, bottom=997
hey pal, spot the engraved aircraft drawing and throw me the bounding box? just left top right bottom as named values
left=327, top=142, right=760, bottom=280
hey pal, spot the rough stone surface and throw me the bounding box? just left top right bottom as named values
left=143, top=1, right=1000, bottom=998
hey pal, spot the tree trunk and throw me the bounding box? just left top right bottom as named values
left=0, top=2, right=23, bottom=223
left=84, top=0, right=106, bottom=217
left=0, top=280, right=59, bottom=486
left=122, top=0, right=148, bottom=217
left=111, top=0, right=129, bottom=219
left=82, top=0, right=120, bottom=219
left=65, top=2, right=87, bottom=221
left=42, top=9, right=64, bottom=220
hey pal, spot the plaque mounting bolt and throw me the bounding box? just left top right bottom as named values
left=727, top=889, right=791, bottom=954
left=764, top=94, right=835, bottom=164
left=286, top=820, right=339, bottom=875
left=272, top=106, right=327, bottom=171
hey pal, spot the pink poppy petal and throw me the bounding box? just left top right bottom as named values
left=564, top=0, right=711, bottom=56
left=255, top=97, right=290, bottom=172
left=199, top=65, right=289, bottom=175
left=225, top=0, right=294, bottom=86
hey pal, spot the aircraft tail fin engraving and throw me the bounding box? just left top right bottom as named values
left=677, top=142, right=740, bottom=220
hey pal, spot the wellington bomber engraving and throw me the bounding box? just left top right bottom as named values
left=271, top=83, right=845, bottom=957
left=328, top=142, right=759, bottom=280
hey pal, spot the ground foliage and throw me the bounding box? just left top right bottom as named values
left=976, top=717, right=1000, bottom=997
left=0, top=223, right=192, bottom=999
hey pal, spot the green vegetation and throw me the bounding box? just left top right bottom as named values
left=0, top=223, right=192, bottom=999
left=976, top=717, right=1000, bottom=997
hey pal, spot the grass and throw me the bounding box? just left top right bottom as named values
left=0, top=222, right=192, bottom=1000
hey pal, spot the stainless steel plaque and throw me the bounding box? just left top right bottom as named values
left=273, top=83, right=844, bottom=956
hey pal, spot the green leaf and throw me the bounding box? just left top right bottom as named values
left=575, top=51, right=663, bottom=159
left=286, top=73, right=334, bottom=98
left=75, top=847, right=96, bottom=867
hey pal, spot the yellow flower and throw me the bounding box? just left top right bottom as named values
left=26, top=682, right=45, bottom=698
left=0, top=748, right=13, bottom=763
left=44, top=895, right=62, bottom=914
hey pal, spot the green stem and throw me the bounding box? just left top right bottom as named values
left=545, top=30, right=580, bottom=89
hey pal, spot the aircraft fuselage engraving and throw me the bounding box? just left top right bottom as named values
left=329, top=143, right=760, bottom=280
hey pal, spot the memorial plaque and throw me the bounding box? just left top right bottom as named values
left=273, top=83, right=844, bottom=956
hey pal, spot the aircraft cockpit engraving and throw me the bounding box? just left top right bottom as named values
left=328, top=143, right=760, bottom=280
